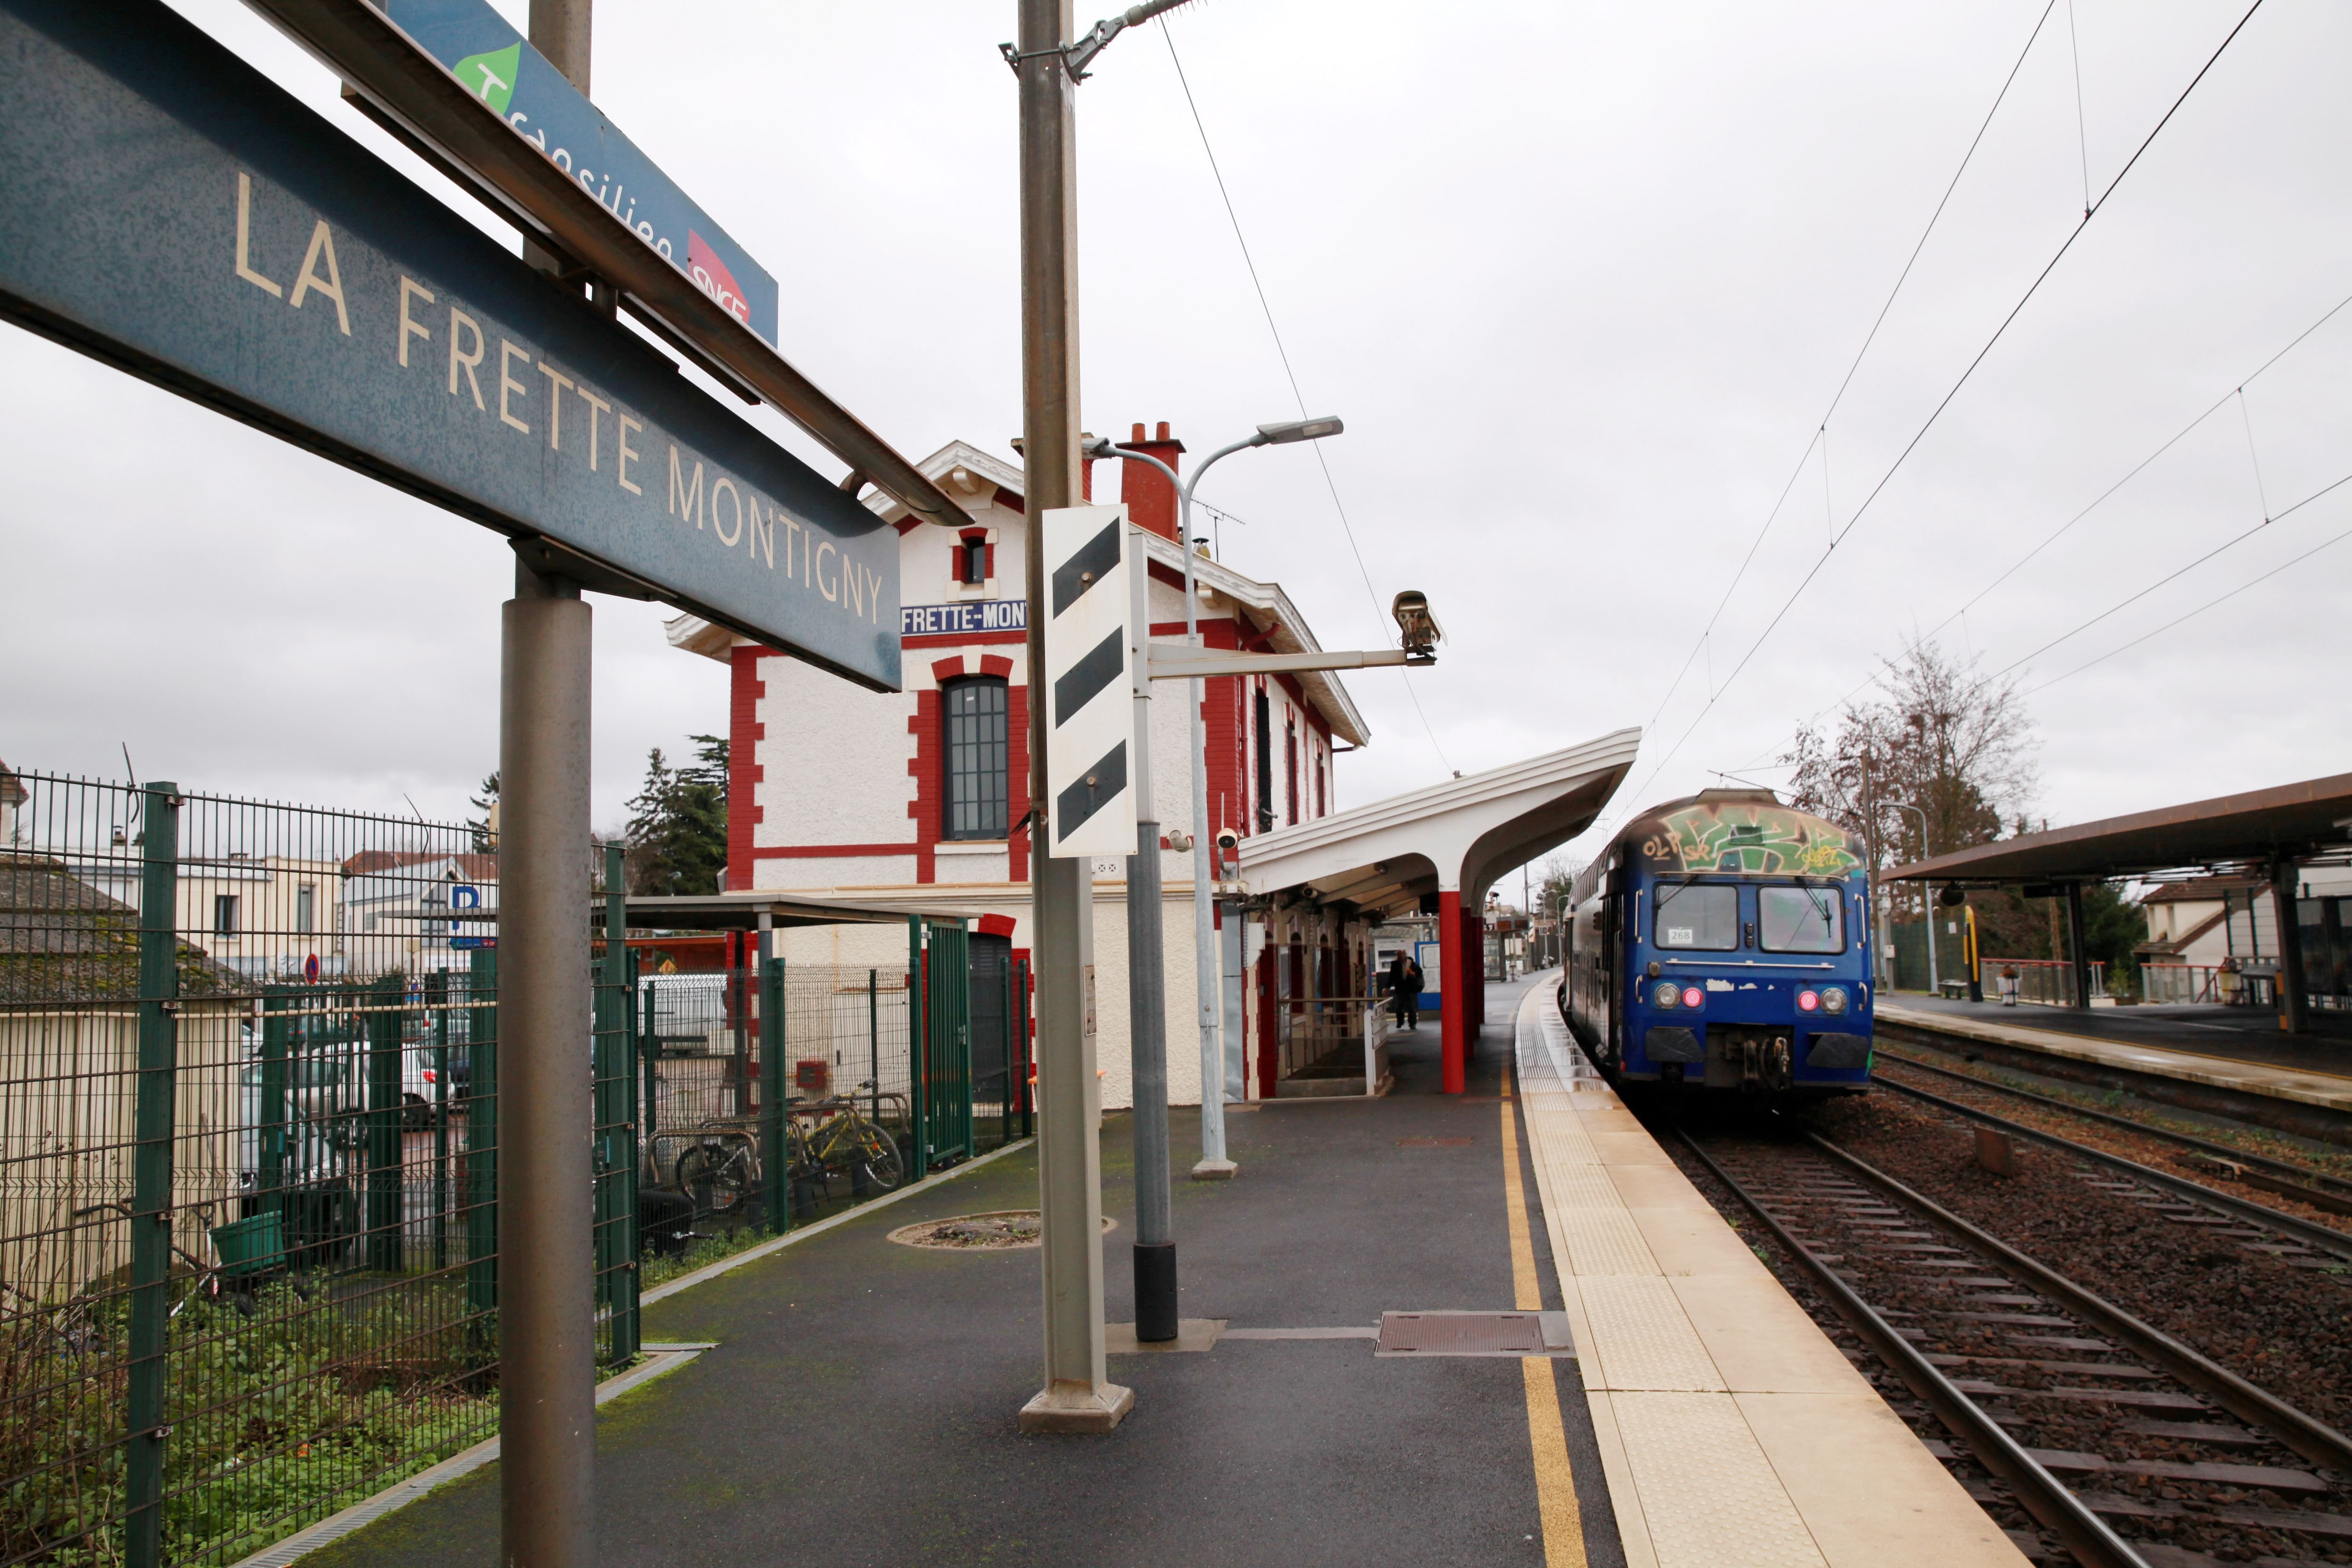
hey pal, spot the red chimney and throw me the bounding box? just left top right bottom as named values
left=1121, top=420, right=1185, bottom=541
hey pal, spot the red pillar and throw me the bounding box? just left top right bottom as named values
left=1439, top=890, right=1466, bottom=1094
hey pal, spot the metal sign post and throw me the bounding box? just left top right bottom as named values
left=1016, top=0, right=1130, bottom=1435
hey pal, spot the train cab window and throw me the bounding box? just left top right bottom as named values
left=1653, top=883, right=1738, bottom=950
left=1758, top=885, right=1844, bottom=953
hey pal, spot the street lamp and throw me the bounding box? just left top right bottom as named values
left=1088, top=418, right=1346, bottom=1180
left=1887, top=801, right=1938, bottom=995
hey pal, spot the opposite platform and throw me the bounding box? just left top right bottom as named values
left=1879, top=999, right=2352, bottom=1120
left=1516, top=980, right=2026, bottom=1568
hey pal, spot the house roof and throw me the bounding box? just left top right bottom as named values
left=1885, top=772, right=2352, bottom=885
left=2138, top=876, right=2269, bottom=906
left=665, top=438, right=1374, bottom=746
left=342, top=850, right=499, bottom=880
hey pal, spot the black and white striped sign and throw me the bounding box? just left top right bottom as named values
left=1043, top=504, right=1138, bottom=860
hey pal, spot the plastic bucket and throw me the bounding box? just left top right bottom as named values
left=211, top=1211, right=286, bottom=1278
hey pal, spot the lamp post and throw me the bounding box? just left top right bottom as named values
left=1889, top=800, right=1937, bottom=995
left=1090, top=417, right=1342, bottom=1181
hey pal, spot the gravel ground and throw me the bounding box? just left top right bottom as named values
left=1806, top=1091, right=2352, bottom=1429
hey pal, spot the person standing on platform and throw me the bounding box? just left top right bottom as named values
left=1998, top=964, right=2020, bottom=1006
left=1400, top=955, right=1425, bottom=1033
left=1387, top=951, right=1410, bottom=1029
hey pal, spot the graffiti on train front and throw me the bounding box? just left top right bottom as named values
left=1639, top=805, right=1861, bottom=877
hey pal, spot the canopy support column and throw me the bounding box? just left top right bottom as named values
left=1439, top=890, right=1466, bottom=1094
left=2063, top=882, right=2092, bottom=1011
left=2274, top=857, right=2311, bottom=1035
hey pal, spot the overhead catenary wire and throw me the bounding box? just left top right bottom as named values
left=1748, top=285, right=2352, bottom=765
left=2020, top=504, right=2352, bottom=697
left=1599, top=0, right=2269, bottom=829
left=1636, top=0, right=2064, bottom=741
left=1158, top=16, right=1451, bottom=772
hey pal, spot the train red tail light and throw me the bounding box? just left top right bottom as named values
left=1679, top=987, right=1703, bottom=1009
left=1796, top=989, right=1820, bottom=1012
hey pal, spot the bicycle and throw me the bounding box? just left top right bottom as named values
left=671, top=1128, right=762, bottom=1224
left=788, top=1086, right=904, bottom=1194
left=72, top=1201, right=247, bottom=1320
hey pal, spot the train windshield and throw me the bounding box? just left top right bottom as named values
left=1654, top=883, right=1738, bottom=950
left=1758, top=884, right=1844, bottom=953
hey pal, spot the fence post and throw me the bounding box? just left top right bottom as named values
left=259, top=987, right=292, bottom=1219
left=1017, top=959, right=1033, bottom=1141
left=597, top=843, right=638, bottom=1361
left=365, top=973, right=404, bottom=1274
left=465, top=947, right=499, bottom=1325
left=639, top=980, right=660, bottom=1186
left=867, top=970, right=879, bottom=1131
left=761, top=955, right=788, bottom=1234
left=908, top=917, right=928, bottom=1183
left=427, top=970, right=449, bottom=1273
left=125, top=780, right=179, bottom=1568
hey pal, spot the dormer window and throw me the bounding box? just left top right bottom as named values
left=958, top=533, right=988, bottom=586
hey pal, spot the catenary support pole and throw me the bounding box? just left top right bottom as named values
left=1180, top=482, right=1234, bottom=1178
left=1017, top=0, right=1130, bottom=1433
left=2274, top=856, right=2310, bottom=1035
left=499, top=560, right=596, bottom=1568
left=2063, top=881, right=2092, bottom=1011
left=1125, top=527, right=1176, bottom=1340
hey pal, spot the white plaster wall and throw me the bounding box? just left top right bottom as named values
left=931, top=844, right=1010, bottom=883
left=756, top=854, right=915, bottom=891
left=778, top=922, right=912, bottom=971
left=756, top=656, right=917, bottom=847
left=1089, top=883, right=1204, bottom=1112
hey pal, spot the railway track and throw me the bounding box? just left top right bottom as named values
left=1869, top=1055, right=2352, bottom=1265
left=1680, top=1125, right=2352, bottom=1567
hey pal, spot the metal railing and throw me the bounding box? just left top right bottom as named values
left=1978, top=957, right=2107, bottom=1008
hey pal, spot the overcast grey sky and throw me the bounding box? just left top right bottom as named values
left=5, top=0, right=2345, bottom=864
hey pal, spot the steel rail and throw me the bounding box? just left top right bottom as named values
left=1803, top=1127, right=2352, bottom=1476
left=1877, top=1050, right=2352, bottom=1208
left=1870, top=1073, right=2352, bottom=1261
left=1676, top=1129, right=2147, bottom=1568
left=244, top=0, right=977, bottom=535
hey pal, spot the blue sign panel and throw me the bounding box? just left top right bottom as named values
left=0, top=0, right=899, bottom=691
left=901, top=601, right=1028, bottom=638
left=381, top=0, right=780, bottom=350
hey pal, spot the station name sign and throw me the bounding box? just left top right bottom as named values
left=0, top=0, right=898, bottom=691
left=381, top=0, right=780, bottom=349
left=901, top=600, right=1028, bottom=637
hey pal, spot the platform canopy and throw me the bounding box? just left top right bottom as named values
left=1885, top=772, right=2352, bottom=887
left=1235, top=727, right=1642, bottom=916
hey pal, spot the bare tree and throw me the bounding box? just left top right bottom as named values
left=1782, top=636, right=2036, bottom=869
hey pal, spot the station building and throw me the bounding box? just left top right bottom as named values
left=666, top=426, right=1366, bottom=1109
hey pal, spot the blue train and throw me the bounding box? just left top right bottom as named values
left=1561, top=789, right=1874, bottom=1095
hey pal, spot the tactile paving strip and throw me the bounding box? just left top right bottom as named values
left=1555, top=1204, right=1662, bottom=1278
left=1578, top=1276, right=1724, bottom=1392
left=1612, top=1393, right=1828, bottom=1568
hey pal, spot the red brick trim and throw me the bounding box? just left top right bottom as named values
left=977, top=913, right=1017, bottom=939
left=930, top=655, right=968, bottom=683
left=1008, top=683, right=1032, bottom=882
left=908, top=692, right=941, bottom=883
left=978, top=654, right=1014, bottom=679
left=727, top=646, right=770, bottom=889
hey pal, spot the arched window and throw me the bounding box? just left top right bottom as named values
left=944, top=677, right=1009, bottom=839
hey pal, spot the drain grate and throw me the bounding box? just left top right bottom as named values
left=1376, top=1311, right=1545, bottom=1356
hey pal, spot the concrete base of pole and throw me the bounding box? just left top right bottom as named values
left=1189, top=1159, right=1238, bottom=1181
left=1017, top=1380, right=1136, bottom=1434
left=1133, top=1241, right=1177, bottom=1342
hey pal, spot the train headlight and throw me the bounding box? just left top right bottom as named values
left=1821, top=986, right=1848, bottom=1015
left=1679, top=986, right=1703, bottom=1010
left=1797, top=989, right=1820, bottom=1013
left=1653, top=980, right=1679, bottom=1009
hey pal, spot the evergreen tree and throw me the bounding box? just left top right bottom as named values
left=624, top=736, right=729, bottom=895
left=466, top=771, right=499, bottom=853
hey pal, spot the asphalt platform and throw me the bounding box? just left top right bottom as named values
left=304, top=975, right=1622, bottom=1568
left=1891, top=991, right=2352, bottom=1077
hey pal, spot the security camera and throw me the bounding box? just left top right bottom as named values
left=1165, top=829, right=1194, bottom=852
left=1392, top=590, right=1442, bottom=662
left=1938, top=883, right=1968, bottom=908
left=1215, top=828, right=1240, bottom=853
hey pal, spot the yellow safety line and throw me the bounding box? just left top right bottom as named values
left=1503, top=1086, right=1586, bottom=1567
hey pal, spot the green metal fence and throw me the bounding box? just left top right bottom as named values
left=0, top=769, right=1007, bottom=1567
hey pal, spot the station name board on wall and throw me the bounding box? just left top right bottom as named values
left=902, top=601, right=1027, bottom=637
left=0, top=0, right=900, bottom=692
